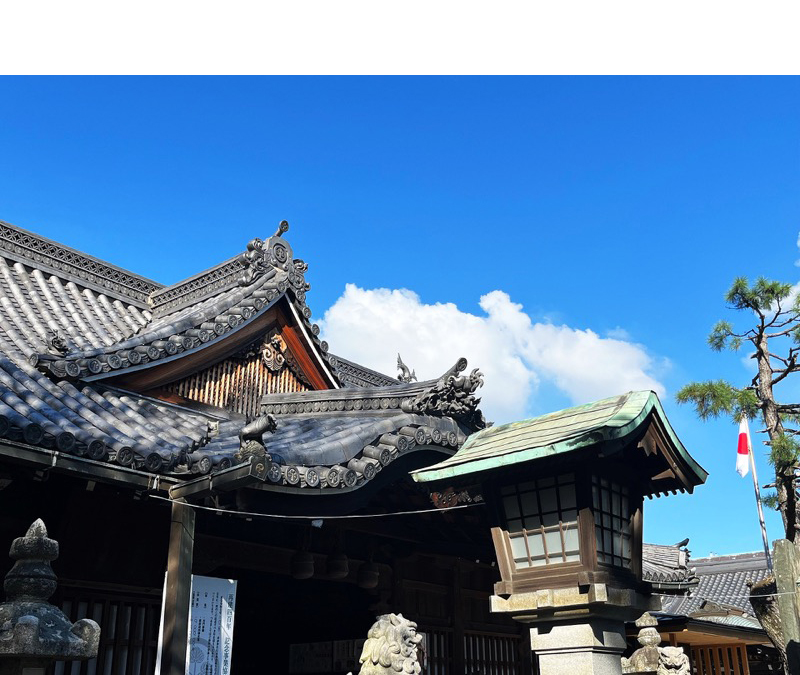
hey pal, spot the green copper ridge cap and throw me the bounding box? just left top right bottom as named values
left=411, top=390, right=708, bottom=487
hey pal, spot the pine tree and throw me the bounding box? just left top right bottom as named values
left=676, top=276, right=800, bottom=673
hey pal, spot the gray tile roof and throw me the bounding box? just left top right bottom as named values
left=30, top=226, right=341, bottom=384
left=642, top=542, right=698, bottom=590
left=0, top=220, right=161, bottom=305
left=333, top=355, right=399, bottom=388
left=661, top=551, right=770, bottom=618
left=0, top=219, right=469, bottom=489
left=196, top=411, right=463, bottom=488
left=0, top=255, right=151, bottom=363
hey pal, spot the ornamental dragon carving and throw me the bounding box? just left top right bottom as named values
left=401, top=357, right=486, bottom=429
left=350, top=613, right=423, bottom=675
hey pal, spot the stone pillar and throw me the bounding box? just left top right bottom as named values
left=491, top=584, right=659, bottom=675
left=0, top=519, right=100, bottom=675
left=531, top=618, right=628, bottom=675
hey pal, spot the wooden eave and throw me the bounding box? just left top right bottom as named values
left=0, top=438, right=178, bottom=493
left=644, top=615, right=770, bottom=646
left=97, top=300, right=336, bottom=392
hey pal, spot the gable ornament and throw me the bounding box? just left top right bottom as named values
left=238, top=220, right=293, bottom=286
left=262, top=334, right=287, bottom=372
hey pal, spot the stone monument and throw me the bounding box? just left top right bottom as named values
left=349, top=613, right=423, bottom=675
left=621, top=613, right=690, bottom=675
left=0, top=519, right=100, bottom=675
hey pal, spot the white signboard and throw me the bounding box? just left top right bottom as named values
left=185, top=575, right=237, bottom=675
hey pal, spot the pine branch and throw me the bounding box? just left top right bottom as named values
left=772, top=365, right=800, bottom=387
left=769, top=353, right=791, bottom=367
left=767, top=312, right=800, bottom=329
left=765, top=327, right=797, bottom=339
left=675, top=381, right=759, bottom=420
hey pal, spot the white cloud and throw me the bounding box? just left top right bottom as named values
left=795, top=231, right=800, bottom=267
left=605, top=327, right=631, bottom=340
left=319, top=285, right=666, bottom=424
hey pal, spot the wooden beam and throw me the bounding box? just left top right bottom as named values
left=0, top=440, right=177, bottom=492
left=168, top=456, right=269, bottom=500
left=158, top=500, right=195, bottom=675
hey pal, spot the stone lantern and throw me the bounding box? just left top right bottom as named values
left=413, top=391, right=707, bottom=675
left=0, top=520, right=100, bottom=675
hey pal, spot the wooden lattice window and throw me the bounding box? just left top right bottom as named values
left=592, top=475, right=632, bottom=568
left=500, top=473, right=579, bottom=568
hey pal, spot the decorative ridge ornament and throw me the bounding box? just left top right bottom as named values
left=0, top=519, right=100, bottom=663
left=239, top=220, right=294, bottom=287
left=235, top=413, right=278, bottom=465
left=46, top=329, right=68, bottom=356
left=261, top=333, right=287, bottom=372
left=401, top=357, right=486, bottom=429
left=273, top=219, right=290, bottom=238
left=396, top=354, right=417, bottom=383
left=0, top=219, right=160, bottom=304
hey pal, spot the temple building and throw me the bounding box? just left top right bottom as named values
left=0, top=218, right=751, bottom=674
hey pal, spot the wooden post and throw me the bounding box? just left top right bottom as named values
left=452, top=558, right=465, bottom=674
left=158, top=500, right=195, bottom=675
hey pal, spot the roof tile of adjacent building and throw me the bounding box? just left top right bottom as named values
left=642, top=542, right=698, bottom=589
left=661, top=551, right=770, bottom=623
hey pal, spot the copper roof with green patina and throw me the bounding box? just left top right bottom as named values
left=411, top=390, right=708, bottom=486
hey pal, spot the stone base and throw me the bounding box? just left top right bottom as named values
left=530, top=618, right=628, bottom=675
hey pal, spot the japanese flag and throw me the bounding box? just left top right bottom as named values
left=737, top=417, right=751, bottom=478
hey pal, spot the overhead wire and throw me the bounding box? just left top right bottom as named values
left=149, top=494, right=484, bottom=520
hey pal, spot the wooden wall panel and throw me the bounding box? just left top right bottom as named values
left=162, top=338, right=309, bottom=418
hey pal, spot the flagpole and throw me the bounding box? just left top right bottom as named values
left=748, top=440, right=774, bottom=571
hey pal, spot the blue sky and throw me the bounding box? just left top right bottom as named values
left=2, top=76, right=799, bottom=556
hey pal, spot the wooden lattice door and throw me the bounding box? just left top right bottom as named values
left=692, top=644, right=751, bottom=675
